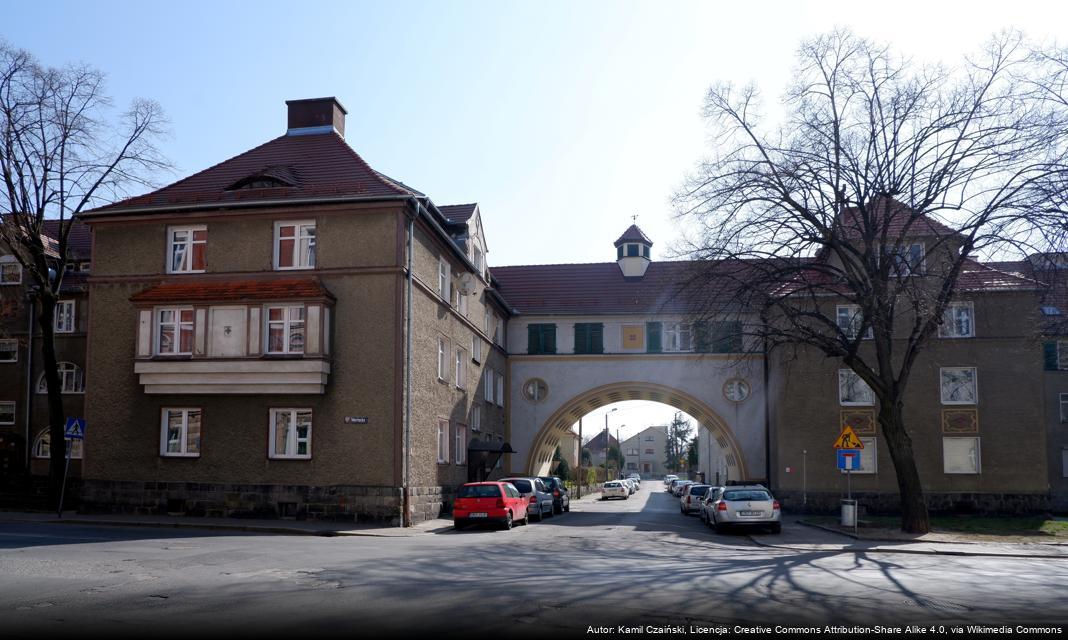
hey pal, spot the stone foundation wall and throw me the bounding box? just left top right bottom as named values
left=776, top=490, right=1051, bottom=516
left=80, top=480, right=453, bottom=526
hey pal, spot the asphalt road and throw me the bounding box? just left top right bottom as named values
left=1, top=486, right=1066, bottom=638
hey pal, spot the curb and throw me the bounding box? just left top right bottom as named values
left=1, top=516, right=436, bottom=538
left=741, top=521, right=1068, bottom=559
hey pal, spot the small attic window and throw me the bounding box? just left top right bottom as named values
left=227, top=175, right=291, bottom=191
left=1041, top=306, right=1063, bottom=316
left=627, top=244, right=640, bottom=257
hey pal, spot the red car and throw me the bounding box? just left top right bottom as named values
left=453, top=481, right=529, bottom=530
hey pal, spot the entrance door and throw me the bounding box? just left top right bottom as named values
left=209, top=307, right=248, bottom=357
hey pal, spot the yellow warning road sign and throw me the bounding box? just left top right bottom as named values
left=833, top=425, right=864, bottom=450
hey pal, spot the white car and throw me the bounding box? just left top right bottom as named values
left=601, top=481, right=630, bottom=500
left=663, top=474, right=679, bottom=487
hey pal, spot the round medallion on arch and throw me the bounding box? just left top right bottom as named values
left=522, top=378, right=549, bottom=403
left=723, top=378, right=751, bottom=403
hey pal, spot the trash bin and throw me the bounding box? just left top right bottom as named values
left=840, top=499, right=857, bottom=527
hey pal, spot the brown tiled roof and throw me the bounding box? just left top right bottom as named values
left=837, top=196, right=963, bottom=240
left=130, top=279, right=334, bottom=304
left=956, top=259, right=1045, bottom=292
left=87, top=133, right=414, bottom=215
left=42, top=220, right=91, bottom=261
left=492, top=261, right=744, bottom=315
left=614, top=224, right=652, bottom=246
left=439, top=203, right=478, bottom=224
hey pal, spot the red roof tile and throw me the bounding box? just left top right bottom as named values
left=837, top=196, right=963, bottom=240
left=42, top=220, right=92, bottom=260
left=130, top=278, right=334, bottom=304
left=87, top=133, right=414, bottom=215
left=614, top=224, right=652, bottom=246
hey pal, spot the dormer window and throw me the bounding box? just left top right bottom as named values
left=627, top=244, right=640, bottom=257
left=227, top=167, right=295, bottom=191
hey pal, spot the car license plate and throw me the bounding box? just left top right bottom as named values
left=469, top=513, right=488, bottom=518
left=739, top=510, right=761, bottom=516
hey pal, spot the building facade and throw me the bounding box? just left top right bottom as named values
left=621, top=426, right=670, bottom=478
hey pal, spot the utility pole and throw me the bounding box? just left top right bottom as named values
left=577, top=417, right=583, bottom=499
left=603, top=407, right=617, bottom=485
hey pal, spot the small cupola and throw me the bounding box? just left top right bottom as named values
left=614, top=224, right=652, bottom=278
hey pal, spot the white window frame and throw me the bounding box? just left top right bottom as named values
left=36, top=361, right=84, bottom=394
left=492, top=314, right=502, bottom=345
left=0, top=339, right=17, bottom=363
left=268, top=408, right=312, bottom=460
left=839, top=437, right=877, bottom=474
left=155, top=307, right=195, bottom=356
left=484, top=309, right=492, bottom=335
left=437, top=338, right=448, bottom=382
left=838, top=369, right=875, bottom=406
left=0, top=401, right=14, bottom=425
left=484, top=369, right=493, bottom=402
left=940, top=367, right=978, bottom=405
left=160, top=408, right=202, bottom=458
left=471, top=404, right=481, bottom=432
left=939, top=302, right=975, bottom=338
left=32, top=429, right=82, bottom=459
left=891, top=242, right=926, bottom=276
left=473, top=246, right=484, bottom=278
left=54, top=299, right=75, bottom=333
left=265, top=305, right=305, bottom=354
left=836, top=305, right=873, bottom=340
left=471, top=335, right=482, bottom=363
left=438, top=258, right=450, bottom=300
left=1060, top=393, right=1068, bottom=424
left=437, top=419, right=449, bottom=464
left=166, top=225, right=207, bottom=274
left=664, top=322, right=693, bottom=352
left=943, top=436, right=981, bottom=474
left=273, top=220, right=316, bottom=270
left=495, top=371, right=504, bottom=407
left=0, top=256, right=22, bottom=285
left=455, top=348, right=467, bottom=389
left=455, top=424, right=467, bottom=465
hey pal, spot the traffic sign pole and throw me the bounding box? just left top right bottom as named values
left=57, top=434, right=72, bottom=519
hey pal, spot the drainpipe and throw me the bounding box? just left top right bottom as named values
left=24, top=289, right=36, bottom=472
left=762, top=330, right=772, bottom=490
left=402, top=199, right=417, bottom=527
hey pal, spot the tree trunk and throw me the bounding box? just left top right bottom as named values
left=36, top=297, right=68, bottom=506
left=877, top=401, right=930, bottom=533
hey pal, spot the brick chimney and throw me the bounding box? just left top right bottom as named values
left=285, top=97, right=347, bottom=137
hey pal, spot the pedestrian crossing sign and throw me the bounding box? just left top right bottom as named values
left=64, top=417, right=86, bottom=440
left=833, top=425, right=863, bottom=450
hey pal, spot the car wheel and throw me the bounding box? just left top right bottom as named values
left=600, top=496, right=606, bottom=501
left=770, top=522, right=782, bottom=534
left=564, top=502, right=570, bottom=513
left=713, top=519, right=724, bottom=534
left=502, top=511, right=513, bottom=530
left=624, top=494, right=629, bottom=500
left=532, top=508, right=543, bottom=522
left=545, top=504, right=554, bottom=518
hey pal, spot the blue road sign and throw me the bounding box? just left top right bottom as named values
left=837, top=448, right=860, bottom=471
left=64, top=417, right=86, bottom=440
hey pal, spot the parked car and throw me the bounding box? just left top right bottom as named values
left=672, top=480, right=695, bottom=497
left=705, top=484, right=782, bottom=534
left=698, top=486, right=725, bottom=526
left=601, top=480, right=630, bottom=500
left=625, top=474, right=641, bottom=489
left=621, top=478, right=636, bottom=495
left=501, top=477, right=555, bottom=522
left=663, top=474, right=679, bottom=487
left=453, top=482, right=529, bottom=530
left=538, top=476, right=571, bottom=514
left=679, top=483, right=711, bottom=515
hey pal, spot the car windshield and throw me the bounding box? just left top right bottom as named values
left=508, top=479, right=532, bottom=493
left=723, top=490, right=772, bottom=501
left=457, top=484, right=502, bottom=499
left=689, top=485, right=710, bottom=496
left=539, top=477, right=559, bottom=489
left=605, top=482, right=620, bottom=488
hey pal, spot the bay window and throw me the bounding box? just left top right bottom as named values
left=266, top=305, right=305, bottom=354
left=157, top=307, right=195, bottom=355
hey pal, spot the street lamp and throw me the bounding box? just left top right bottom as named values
left=603, top=407, right=618, bottom=484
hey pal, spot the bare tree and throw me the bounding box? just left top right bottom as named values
left=675, top=31, right=1068, bottom=533
left=0, top=41, right=167, bottom=501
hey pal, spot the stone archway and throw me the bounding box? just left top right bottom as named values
left=523, top=381, right=750, bottom=480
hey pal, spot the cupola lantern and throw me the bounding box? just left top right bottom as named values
left=614, top=224, right=652, bottom=278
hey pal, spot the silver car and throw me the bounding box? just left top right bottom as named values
left=601, top=480, right=630, bottom=500
left=501, top=476, right=555, bottom=522
left=679, top=483, right=711, bottom=515
left=671, top=480, right=694, bottom=497
left=705, top=485, right=782, bottom=534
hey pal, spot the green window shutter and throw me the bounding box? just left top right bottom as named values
left=545, top=324, right=557, bottom=354
left=693, top=321, right=710, bottom=353
left=616, top=245, right=624, bottom=259
left=646, top=322, right=661, bottom=353
left=591, top=323, right=604, bottom=354
left=528, top=325, right=539, bottom=354
left=1045, top=342, right=1059, bottom=371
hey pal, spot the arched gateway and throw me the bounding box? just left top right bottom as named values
left=521, top=381, right=753, bottom=479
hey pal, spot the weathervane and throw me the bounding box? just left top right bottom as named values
left=631, top=213, right=639, bottom=223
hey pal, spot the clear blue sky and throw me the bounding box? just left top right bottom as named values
left=7, top=1, right=1066, bottom=439
left=8, top=1, right=1066, bottom=274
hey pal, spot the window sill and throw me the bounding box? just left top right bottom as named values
left=161, top=454, right=201, bottom=459
left=274, top=266, right=316, bottom=271
left=261, top=353, right=308, bottom=360
left=149, top=355, right=195, bottom=361
left=269, top=456, right=312, bottom=461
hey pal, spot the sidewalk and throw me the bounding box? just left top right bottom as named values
left=0, top=509, right=455, bottom=537
left=744, top=515, right=1068, bottom=559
